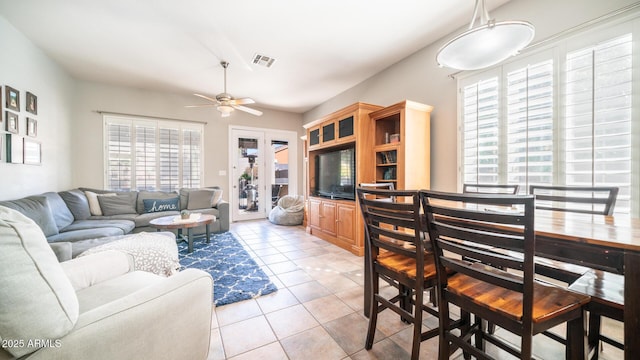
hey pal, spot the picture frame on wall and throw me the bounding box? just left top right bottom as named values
left=5, top=86, right=20, bottom=112
left=23, top=138, right=41, bottom=165
left=6, top=134, right=23, bottom=164
left=26, top=91, right=37, bottom=115
left=26, top=117, right=37, bottom=137
left=5, top=111, right=18, bottom=133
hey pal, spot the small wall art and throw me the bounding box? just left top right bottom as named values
left=5, top=111, right=18, bottom=133
left=26, top=117, right=37, bottom=137
left=6, top=134, right=23, bottom=164
left=5, top=86, right=19, bottom=112
left=23, top=138, right=41, bottom=165
left=26, top=91, right=37, bottom=115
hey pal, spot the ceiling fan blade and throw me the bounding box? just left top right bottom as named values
left=232, top=105, right=263, bottom=116
left=229, top=97, right=255, bottom=105
left=184, top=104, right=217, bottom=108
left=193, top=93, right=219, bottom=103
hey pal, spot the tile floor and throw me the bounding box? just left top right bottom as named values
left=207, top=220, right=624, bottom=359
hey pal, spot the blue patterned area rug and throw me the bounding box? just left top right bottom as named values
left=177, top=232, right=278, bottom=306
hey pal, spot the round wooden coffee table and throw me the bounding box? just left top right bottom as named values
left=149, top=214, right=216, bottom=253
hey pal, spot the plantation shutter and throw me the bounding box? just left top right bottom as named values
left=104, top=115, right=203, bottom=192
left=506, top=59, right=554, bottom=191
left=106, top=122, right=132, bottom=191
left=462, top=76, right=500, bottom=185
left=135, top=123, right=157, bottom=190
left=564, top=34, right=632, bottom=213
left=159, top=127, right=180, bottom=192
left=181, top=128, right=202, bottom=189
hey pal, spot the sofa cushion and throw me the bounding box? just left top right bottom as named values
left=180, top=187, right=222, bottom=210
left=85, top=191, right=116, bottom=216
left=0, top=206, right=79, bottom=357
left=59, top=189, right=91, bottom=220
left=98, top=194, right=137, bottom=216
left=136, top=190, right=179, bottom=213
left=0, top=195, right=59, bottom=237
left=48, top=227, right=130, bottom=249
left=60, top=219, right=136, bottom=234
left=143, top=197, right=180, bottom=213
left=42, top=192, right=75, bottom=230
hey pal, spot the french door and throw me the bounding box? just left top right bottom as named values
left=229, top=126, right=298, bottom=222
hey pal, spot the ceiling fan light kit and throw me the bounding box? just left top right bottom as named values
left=436, top=0, right=535, bottom=71
left=187, top=61, right=263, bottom=117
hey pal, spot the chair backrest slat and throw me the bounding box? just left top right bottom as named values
left=357, top=187, right=424, bottom=258
left=529, top=185, right=618, bottom=215
left=463, top=183, right=520, bottom=195
left=420, top=190, right=535, bottom=323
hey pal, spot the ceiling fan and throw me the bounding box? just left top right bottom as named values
left=186, top=61, right=262, bottom=117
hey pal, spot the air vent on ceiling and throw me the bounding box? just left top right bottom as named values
left=252, top=54, right=276, bottom=68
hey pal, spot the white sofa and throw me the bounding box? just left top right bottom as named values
left=0, top=206, right=213, bottom=360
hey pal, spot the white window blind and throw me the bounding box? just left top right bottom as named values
left=564, top=34, right=632, bottom=213
left=104, top=116, right=203, bottom=192
left=462, top=77, right=500, bottom=185
left=459, top=22, right=636, bottom=215
left=507, top=59, right=554, bottom=189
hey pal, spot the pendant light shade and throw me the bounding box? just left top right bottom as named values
left=436, top=0, right=535, bottom=70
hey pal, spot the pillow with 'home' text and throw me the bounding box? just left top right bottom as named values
left=143, top=197, right=180, bottom=213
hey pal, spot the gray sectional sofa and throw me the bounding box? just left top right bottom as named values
left=0, top=187, right=229, bottom=261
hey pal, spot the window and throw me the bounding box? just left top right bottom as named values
left=104, top=115, right=203, bottom=192
left=460, top=21, right=636, bottom=215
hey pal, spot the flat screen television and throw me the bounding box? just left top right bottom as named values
left=314, top=147, right=356, bottom=200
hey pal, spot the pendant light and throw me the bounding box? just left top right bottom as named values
left=436, top=0, right=535, bottom=70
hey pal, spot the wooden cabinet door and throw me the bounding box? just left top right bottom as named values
left=320, top=201, right=337, bottom=236
left=309, top=198, right=322, bottom=230
left=336, top=203, right=355, bottom=244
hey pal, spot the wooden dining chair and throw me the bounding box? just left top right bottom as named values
left=463, top=183, right=520, bottom=195
left=420, top=190, right=590, bottom=359
left=529, top=185, right=619, bottom=215
left=530, top=184, right=622, bottom=358
left=357, top=188, right=454, bottom=360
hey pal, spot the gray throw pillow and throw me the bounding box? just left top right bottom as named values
left=187, top=190, right=215, bottom=210
left=97, top=194, right=137, bottom=216
left=0, top=206, right=79, bottom=357
left=59, top=189, right=91, bottom=220
left=143, top=197, right=180, bottom=213
left=136, top=190, right=179, bottom=213
left=0, top=196, right=59, bottom=237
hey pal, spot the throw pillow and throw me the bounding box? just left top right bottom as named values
left=187, top=190, right=215, bottom=210
left=210, top=189, right=223, bottom=206
left=85, top=191, right=116, bottom=216
left=136, top=190, right=179, bottom=214
left=59, top=189, right=92, bottom=220
left=97, top=194, right=137, bottom=216
left=143, top=197, right=180, bottom=213
left=0, top=206, right=79, bottom=357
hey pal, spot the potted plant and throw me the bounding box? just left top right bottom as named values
left=180, top=209, right=190, bottom=220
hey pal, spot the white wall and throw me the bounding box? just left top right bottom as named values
left=71, top=80, right=304, bottom=200
left=302, top=0, right=639, bottom=192
left=0, top=16, right=75, bottom=200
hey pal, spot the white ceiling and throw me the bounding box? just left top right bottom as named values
left=0, top=0, right=511, bottom=113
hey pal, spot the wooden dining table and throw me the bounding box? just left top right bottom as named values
left=363, top=208, right=640, bottom=359
left=532, top=210, right=640, bottom=359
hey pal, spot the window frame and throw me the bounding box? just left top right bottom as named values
left=457, top=16, right=639, bottom=216
left=103, top=114, right=204, bottom=192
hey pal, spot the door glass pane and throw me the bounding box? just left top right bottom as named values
left=271, top=140, right=289, bottom=207
left=238, top=137, right=259, bottom=213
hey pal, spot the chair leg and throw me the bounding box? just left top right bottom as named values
left=411, top=288, right=424, bottom=360
left=365, top=273, right=380, bottom=349
left=566, top=312, right=588, bottom=360
left=588, top=313, right=601, bottom=360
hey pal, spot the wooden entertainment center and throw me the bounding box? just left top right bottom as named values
left=303, top=100, right=432, bottom=256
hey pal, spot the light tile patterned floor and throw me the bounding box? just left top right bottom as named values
left=207, top=220, right=624, bottom=360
